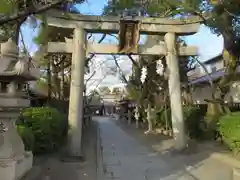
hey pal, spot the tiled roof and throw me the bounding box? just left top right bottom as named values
left=189, top=66, right=240, bottom=85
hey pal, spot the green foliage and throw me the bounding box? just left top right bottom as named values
left=0, top=23, right=16, bottom=42
left=103, top=0, right=205, bottom=16
left=203, top=114, right=221, bottom=139
left=17, top=107, right=68, bottom=154
left=183, top=106, right=206, bottom=139
left=156, top=106, right=206, bottom=139
left=156, top=107, right=171, bottom=128
left=219, top=112, right=240, bottom=154
left=103, top=0, right=240, bottom=52
left=0, top=0, right=17, bottom=14
left=33, top=15, right=49, bottom=45
left=16, top=125, right=35, bottom=151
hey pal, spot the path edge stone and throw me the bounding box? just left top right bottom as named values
left=96, top=121, right=105, bottom=180
left=211, top=152, right=240, bottom=168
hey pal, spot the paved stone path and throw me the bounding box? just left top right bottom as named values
left=97, top=116, right=234, bottom=180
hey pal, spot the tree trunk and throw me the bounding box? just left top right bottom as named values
left=60, top=56, right=65, bottom=100
left=51, top=55, right=60, bottom=99
left=164, top=103, right=169, bottom=131
left=182, top=86, right=193, bottom=105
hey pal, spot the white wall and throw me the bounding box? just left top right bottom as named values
left=188, top=59, right=224, bottom=80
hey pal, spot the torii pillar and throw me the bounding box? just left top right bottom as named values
left=165, top=33, right=186, bottom=150
left=68, top=28, right=86, bottom=156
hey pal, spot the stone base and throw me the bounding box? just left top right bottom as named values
left=0, top=152, right=33, bottom=180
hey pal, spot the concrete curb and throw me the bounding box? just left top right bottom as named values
left=210, top=152, right=240, bottom=169
left=96, top=121, right=105, bottom=180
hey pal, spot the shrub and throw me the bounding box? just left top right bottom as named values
left=16, top=125, right=35, bottom=151
left=156, top=108, right=171, bottom=129
left=156, top=106, right=206, bottom=139
left=219, top=112, right=240, bottom=154
left=183, top=106, right=206, bottom=140
left=18, top=106, right=68, bottom=154
left=203, top=114, right=221, bottom=139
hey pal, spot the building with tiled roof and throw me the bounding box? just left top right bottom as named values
left=188, top=54, right=240, bottom=104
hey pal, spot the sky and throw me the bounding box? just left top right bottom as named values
left=21, top=0, right=224, bottom=92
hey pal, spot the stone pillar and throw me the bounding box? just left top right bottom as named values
left=135, top=106, right=140, bottom=129
left=68, top=28, right=86, bottom=156
left=116, top=114, right=120, bottom=121
left=0, top=108, right=33, bottom=180
left=136, top=120, right=139, bottom=128
left=164, top=32, right=186, bottom=150
left=111, top=106, right=113, bottom=116
left=128, top=109, right=132, bottom=125
left=144, top=103, right=153, bottom=134
left=0, top=38, right=33, bottom=180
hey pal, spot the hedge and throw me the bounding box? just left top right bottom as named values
left=16, top=125, right=35, bottom=151
left=156, top=106, right=206, bottom=139
left=17, top=106, right=68, bottom=154
left=219, top=112, right=240, bottom=154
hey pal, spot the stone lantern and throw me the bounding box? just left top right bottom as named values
left=0, top=38, right=39, bottom=180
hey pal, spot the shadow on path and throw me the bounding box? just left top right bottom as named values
left=97, top=116, right=233, bottom=180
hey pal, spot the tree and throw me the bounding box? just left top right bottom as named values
left=123, top=34, right=193, bottom=134
left=0, top=0, right=84, bottom=25
left=29, top=1, right=81, bottom=101
left=0, top=0, right=86, bottom=46
left=104, top=0, right=240, bottom=118
left=31, top=1, right=109, bottom=101
left=0, top=0, right=87, bottom=101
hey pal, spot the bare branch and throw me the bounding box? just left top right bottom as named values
left=112, top=55, right=128, bottom=84
left=128, top=54, right=140, bottom=68
left=85, top=70, right=96, bottom=84
left=60, top=33, right=107, bottom=69
left=87, top=73, right=109, bottom=95
left=85, top=34, right=107, bottom=62
left=193, top=56, right=224, bottom=100
left=20, top=28, right=34, bottom=70
left=194, top=57, right=214, bottom=87
left=0, top=0, right=67, bottom=25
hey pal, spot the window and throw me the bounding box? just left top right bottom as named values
left=211, top=66, right=217, bottom=73
left=0, top=82, right=9, bottom=93
left=17, top=84, right=22, bottom=91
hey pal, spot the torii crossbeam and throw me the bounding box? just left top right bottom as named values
left=48, top=41, right=198, bottom=56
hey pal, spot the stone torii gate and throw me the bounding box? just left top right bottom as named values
left=46, top=10, right=200, bottom=156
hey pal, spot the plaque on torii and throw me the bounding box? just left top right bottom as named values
left=118, top=8, right=142, bottom=54
left=118, top=18, right=140, bottom=54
